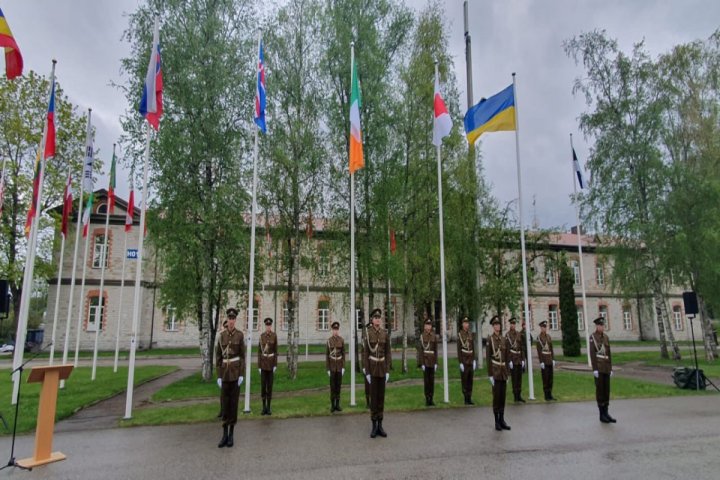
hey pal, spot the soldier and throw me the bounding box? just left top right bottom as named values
left=590, top=317, right=616, bottom=424
left=258, top=317, right=278, bottom=415
left=537, top=320, right=557, bottom=401
left=504, top=317, right=526, bottom=403
left=457, top=316, right=476, bottom=405
left=326, top=321, right=345, bottom=412
left=363, top=308, right=392, bottom=438
left=216, top=318, right=228, bottom=419
left=215, top=308, right=245, bottom=448
left=418, top=315, right=438, bottom=406
left=487, top=316, right=510, bottom=431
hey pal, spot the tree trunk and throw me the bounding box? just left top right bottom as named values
left=652, top=278, right=681, bottom=360
left=199, top=272, right=212, bottom=381
left=286, top=237, right=298, bottom=379
left=698, top=294, right=717, bottom=361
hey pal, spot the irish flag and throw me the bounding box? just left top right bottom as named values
left=432, top=76, right=453, bottom=146
left=348, top=57, right=363, bottom=174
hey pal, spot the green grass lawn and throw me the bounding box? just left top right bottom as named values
left=122, top=369, right=711, bottom=428
left=0, top=365, right=176, bottom=435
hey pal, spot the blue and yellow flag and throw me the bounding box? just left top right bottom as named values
left=464, top=84, right=516, bottom=144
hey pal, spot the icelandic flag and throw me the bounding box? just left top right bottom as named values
left=139, top=17, right=163, bottom=130
left=254, top=39, right=266, bottom=133
left=572, top=147, right=585, bottom=189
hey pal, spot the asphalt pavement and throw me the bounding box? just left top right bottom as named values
left=0, top=395, right=717, bottom=479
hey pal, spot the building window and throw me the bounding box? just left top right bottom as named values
left=599, top=305, right=608, bottom=329
left=570, top=260, right=580, bottom=285
left=356, top=309, right=363, bottom=331
left=97, top=203, right=108, bottom=214
left=622, top=307, right=632, bottom=330
left=165, top=306, right=179, bottom=332
left=87, top=295, right=105, bottom=332
left=521, top=304, right=533, bottom=331
left=577, top=306, right=585, bottom=330
left=281, top=300, right=290, bottom=331
left=317, top=299, right=330, bottom=331
left=596, top=263, right=605, bottom=287
left=673, top=305, right=683, bottom=330
left=248, top=296, right=260, bottom=331
left=92, top=233, right=109, bottom=269
left=545, top=261, right=556, bottom=285
left=548, top=305, right=559, bottom=330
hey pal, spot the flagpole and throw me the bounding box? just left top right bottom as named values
left=113, top=226, right=129, bottom=372
left=349, top=41, right=357, bottom=408
left=570, top=134, right=592, bottom=367
left=73, top=206, right=92, bottom=366
left=12, top=59, right=56, bottom=404
left=512, top=73, right=535, bottom=400
left=61, top=109, right=90, bottom=388
left=434, top=61, right=450, bottom=404
left=125, top=123, right=151, bottom=419
left=90, top=144, right=115, bottom=380
left=48, top=177, right=70, bottom=365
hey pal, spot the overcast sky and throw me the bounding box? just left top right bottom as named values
left=3, top=0, right=719, bottom=229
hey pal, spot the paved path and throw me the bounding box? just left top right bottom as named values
left=0, top=395, right=717, bottom=479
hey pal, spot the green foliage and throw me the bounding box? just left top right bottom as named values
left=558, top=258, right=581, bottom=356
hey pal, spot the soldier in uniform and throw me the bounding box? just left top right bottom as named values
left=326, top=321, right=345, bottom=412
left=363, top=308, right=392, bottom=438
left=418, top=316, right=438, bottom=406
left=487, top=316, right=510, bottom=431
left=537, top=320, right=557, bottom=401
left=215, top=308, right=245, bottom=448
left=457, top=316, right=476, bottom=405
left=217, top=319, right=228, bottom=419
left=504, top=317, right=526, bottom=403
left=258, top=317, right=278, bottom=415
left=590, top=317, right=616, bottom=423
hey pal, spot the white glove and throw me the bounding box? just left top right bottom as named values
left=342, top=368, right=345, bottom=376
left=366, top=374, right=371, bottom=384
left=434, top=364, right=437, bottom=371
left=473, top=360, right=477, bottom=371
left=258, top=369, right=261, bottom=374
left=273, top=366, right=276, bottom=373
left=522, top=360, right=526, bottom=369
left=362, top=368, right=366, bottom=375
left=509, top=361, right=514, bottom=370
left=593, top=370, right=599, bottom=378
left=217, top=378, right=222, bottom=388
left=488, top=377, right=495, bottom=387
left=460, top=363, right=465, bottom=373
left=421, top=365, right=425, bottom=371
left=552, top=360, right=556, bottom=368
left=327, top=370, right=331, bottom=377
left=540, top=362, right=545, bottom=370
left=610, top=370, right=614, bottom=377
left=238, top=376, right=244, bottom=386
left=385, top=373, right=390, bottom=382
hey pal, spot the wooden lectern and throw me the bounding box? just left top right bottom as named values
left=17, top=364, right=73, bottom=469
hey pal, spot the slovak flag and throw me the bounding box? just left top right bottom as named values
left=139, top=17, right=163, bottom=130
left=254, top=38, right=266, bottom=133
left=125, top=188, right=134, bottom=232
left=572, top=147, right=585, bottom=189
left=432, top=75, right=453, bottom=146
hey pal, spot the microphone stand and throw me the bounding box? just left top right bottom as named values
left=0, top=342, right=53, bottom=472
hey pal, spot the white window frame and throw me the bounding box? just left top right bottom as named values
left=596, top=263, right=605, bottom=287
left=251, top=298, right=260, bottom=331
left=545, top=262, right=556, bottom=285
left=87, top=296, right=104, bottom=332
left=571, top=260, right=580, bottom=285
left=623, top=308, right=632, bottom=330
left=599, top=305, right=608, bottom=329
left=318, top=300, right=330, bottom=331
left=577, top=308, right=585, bottom=331
left=673, top=307, right=683, bottom=330
left=281, top=301, right=289, bottom=331
left=549, top=305, right=559, bottom=330
left=92, top=234, right=108, bottom=269
left=166, top=306, right=179, bottom=332
left=356, top=309, right=363, bottom=331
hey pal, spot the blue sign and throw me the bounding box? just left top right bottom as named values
left=127, top=249, right=138, bottom=259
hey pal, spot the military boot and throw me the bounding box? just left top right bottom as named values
left=266, top=399, right=272, bottom=415
left=499, top=411, right=511, bottom=430
left=226, top=425, right=234, bottom=447
left=428, top=396, right=435, bottom=406
left=330, top=399, right=336, bottom=412
left=370, top=420, right=378, bottom=438
left=599, top=405, right=610, bottom=423
left=494, top=411, right=502, bottom=431
left=218, top=425, right=229, bottom=448
left=376, top=420, right=387, bottom=438
left=517, top=394, right=526, bottom=403
left=335, top=399, right=342, bottom=412
left=604, top=406, right=616, bottom=423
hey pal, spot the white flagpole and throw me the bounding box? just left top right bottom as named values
left=513, top=73, right=535, bottom=400
left=434, top=62, right=450, bottom=404
left=48, top=181, right=68, bottom=366
left=61, top=109, right=90, bottom=388
left=113, top=227, right=129, bottom=372
left=125, top=123, right=152, bottom=419
left=570, top=134, right=592, bottom=367
left=243, top=33, right=263, bottom=413
left=11, top=60, right=56, bottom=404
left=349, top=42, right=357, bottom=407
left=90, top=144, right=116, bottom=379
left=73, top=210, right=92, bottom=366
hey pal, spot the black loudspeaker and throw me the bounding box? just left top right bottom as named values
left=0, top=280, right=9, bottom=314
left=682, top=291, right=699, bottom=316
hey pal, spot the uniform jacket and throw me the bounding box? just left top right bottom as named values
left=457, top=329, right=475, bottom=365
left=504, top=329, right=526, bottom=363
left=258, top=331, right=278, bottom=371
left=486, top=332, right=509, bottom=381
left=589, top=331, right=612, bottom=373
left=418, top=330, right=439, bottom=368
left=536, top=332, right=554, bottom=362
left=362, top=326, right=392, bottom=377
left=216, top=328, right=246, bottom=382
left=326, top=335, right=345, bottom=373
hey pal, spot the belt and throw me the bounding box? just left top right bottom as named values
left=510, top=349, right=521, bottom=354
left=262, top=353, right=275, bottom=357
left=492, top=360, right=505, bottom=366
left=596, top=354, right=608, bottom=359
left=423, top=351, right=435, bottom=355
left=461, top=349, right=473, bottom=354
left=370, top=356, right=385, bottom=362
left=223, top=357, right=240, bottom=363
left=542, top=351, right=553, bottom=356
left=329, top=355, right=342, bottom=361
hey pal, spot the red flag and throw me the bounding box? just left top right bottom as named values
left=390, top=229, right=396, bottom=254
left=24, top=151, right=41, bottom=237
left=61, top=174, right=72, bottom=237
left=125, top=189, right=134, bottom=232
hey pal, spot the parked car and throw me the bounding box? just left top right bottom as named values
left=0, top=343, right=14, bottom=354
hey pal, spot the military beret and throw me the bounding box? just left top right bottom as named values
left=331, top=321, right=340, bottom=329
left=462, top=316, right=470, bottom=323
left=489, top=316, right=501, bottom=326
left=539, top=320, right=548, bottom=327
left=263, top=317, right=273, bottom=326
left=370, top=308, right=382, bottom=318
left=593, top=316, right=605, bottom=326
left=424, top=318, right=432, bottom=325
left=226, top=308, right=239, bottom=318
left=508, top=317, right=517, bottom=324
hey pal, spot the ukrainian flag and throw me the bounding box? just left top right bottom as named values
left=464, top=84, right=516, bottom=144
